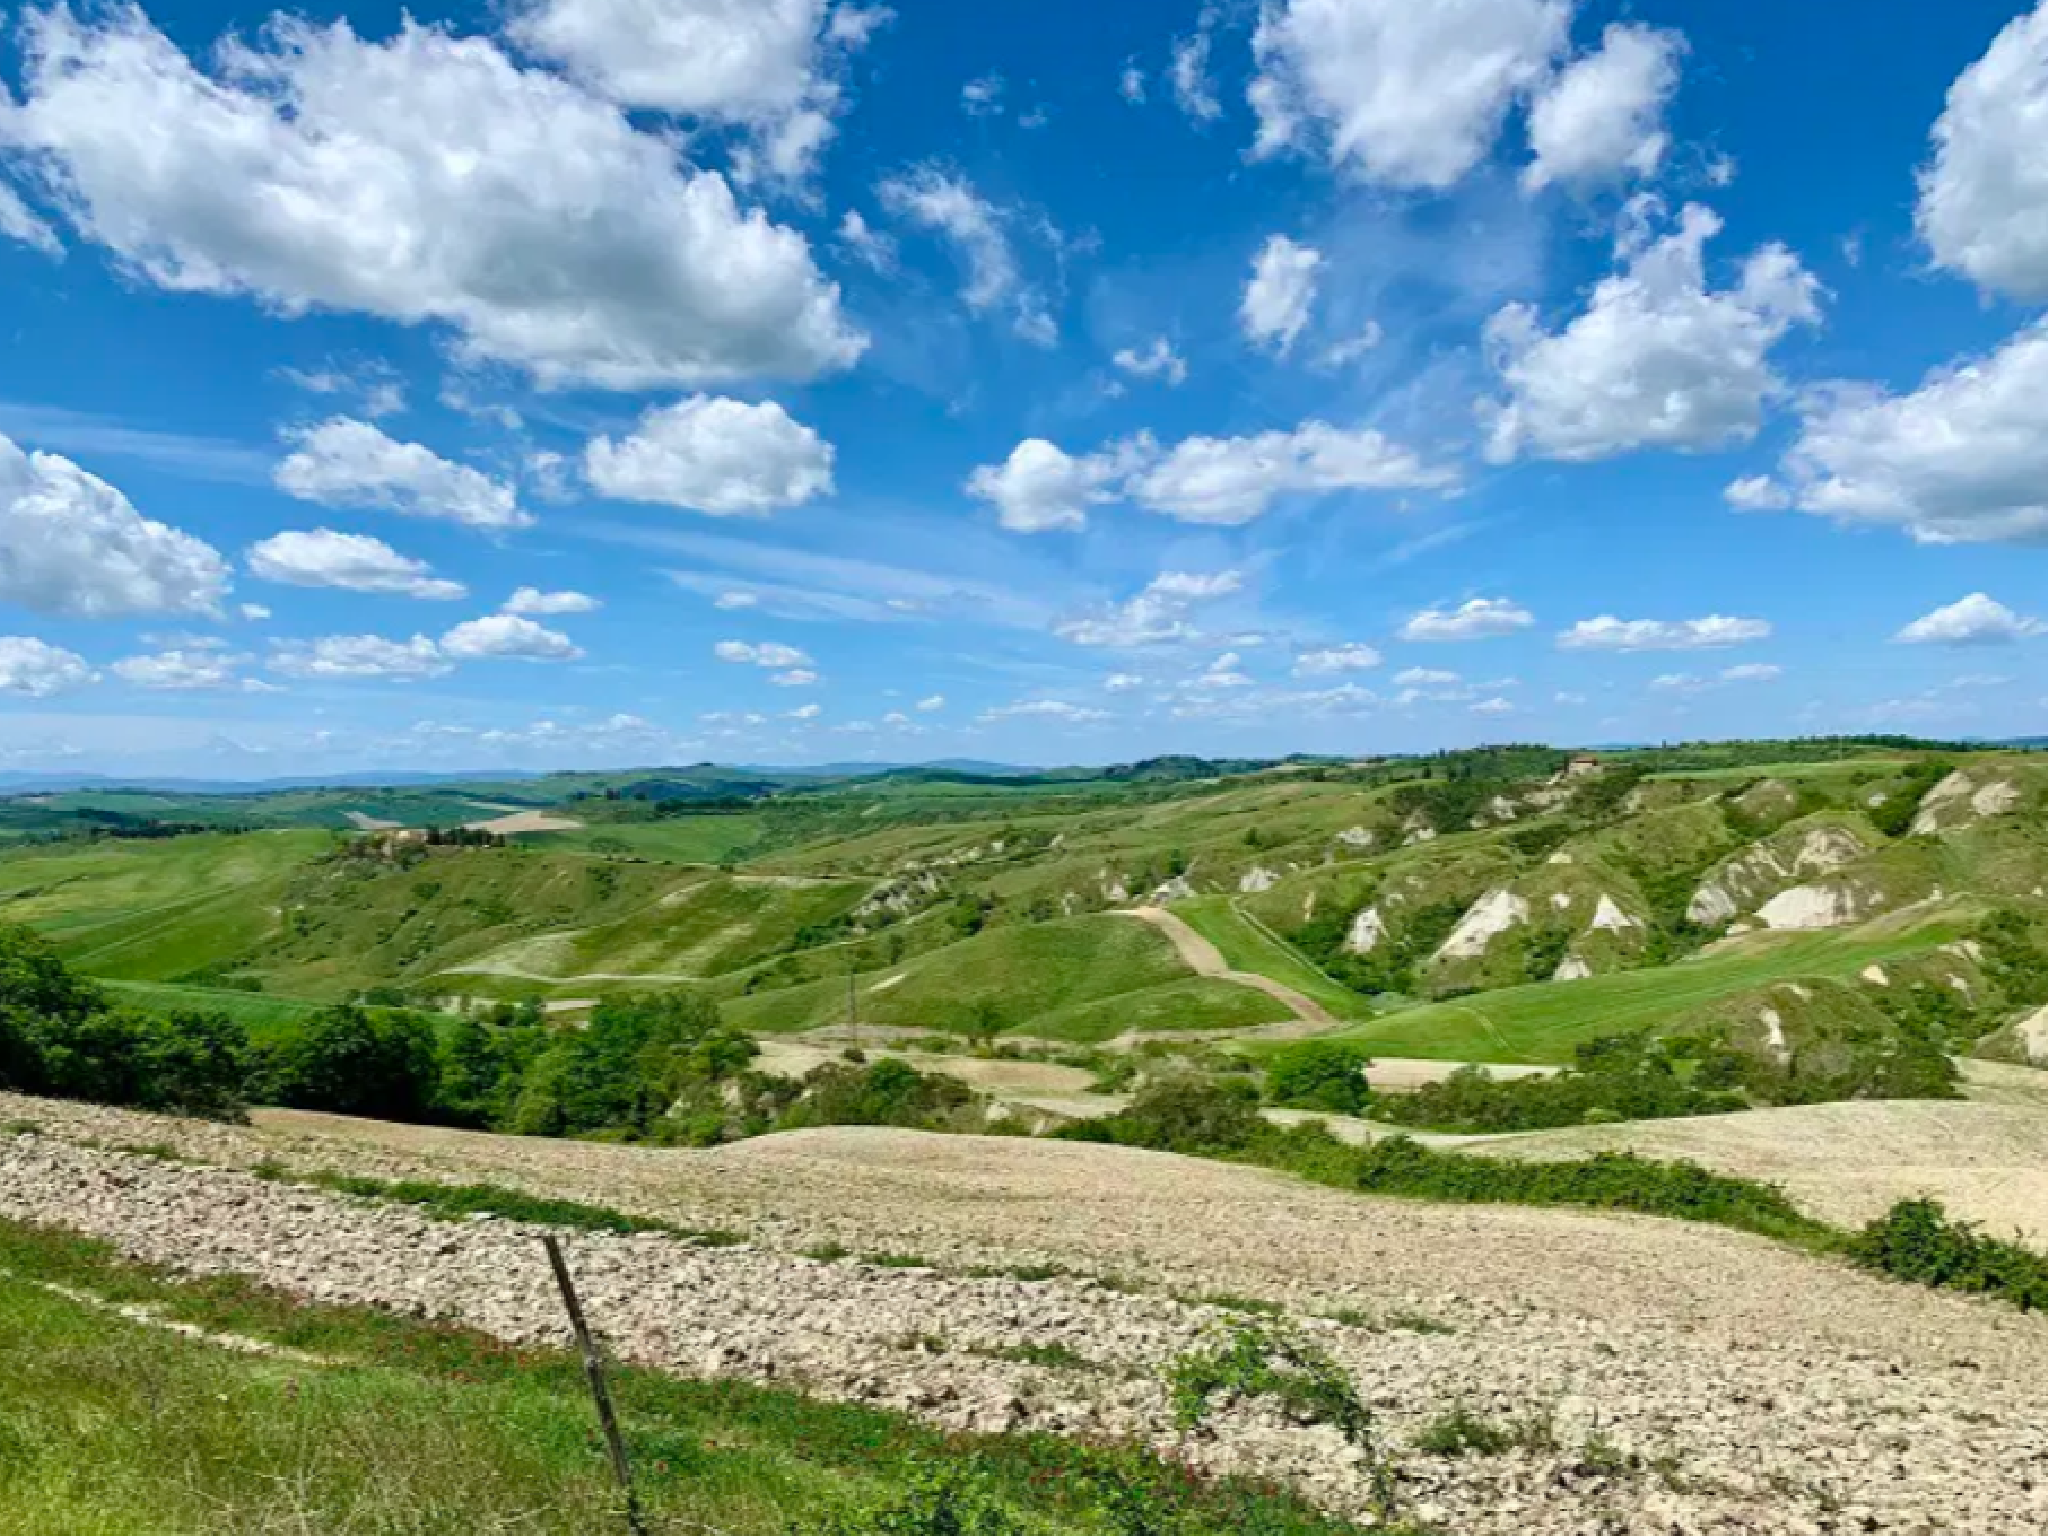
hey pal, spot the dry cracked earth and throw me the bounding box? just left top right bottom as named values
left=3, top=1089, right=2046, bottom=1535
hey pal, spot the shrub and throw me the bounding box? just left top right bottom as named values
left=1264, top=1040, right=1373, bottom=1116
left=1167, top=1320, right=1373, bottom=1451
left=1848, top=1199, right=2048, bottom=1312
left=1070, top=1077, right=1262, bottom=1155
left=258, top=1005, right=440, bottom=1122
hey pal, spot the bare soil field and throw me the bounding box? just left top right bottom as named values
left=4, top=1096, right=2047, bottom=1534
left=462, top=810, right=586, bottom=834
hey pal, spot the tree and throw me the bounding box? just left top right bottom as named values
left=1265, top=1041, right=1374, bottom=1116
left=262, top=1005, right=441, bottom=1121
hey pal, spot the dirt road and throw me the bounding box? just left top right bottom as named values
left=1115, top=906, right=1336, bottom=1025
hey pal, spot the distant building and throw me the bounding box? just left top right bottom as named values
left=1564, top=753, right=1603, bottom=778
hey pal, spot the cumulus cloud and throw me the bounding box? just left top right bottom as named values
left=1482, top=202, right=1822, bottom=463
left=276, top=420, right=529, bottom=530
left=0, top=431, right=228, bottom=617
left=1523, top=24, right=1685, bottom=192
left=111, top=647, right=251, bottom=690
left=769, top=667, right=819, bottom=686
left=965, top=437, right=1145, bottom=533
left=1112, top=338, right=1188, bottom=386
left=1, top=9, right=863, bottom=389
left=1394, top=666, right=1460, bottom=686
left=1129, top=421, right=1456, bottom=524
left=1720, top=663, right=1783, bottom=682
left=1398, top=598, right=1534, bottom=642
left=1241, top=236, right=1322, bottom=354
left=1916, top=3, right=2048, bottom=301
left=246, top=529, right=465, bottom=600
left=269, top=634, right=450, bottom=681
left=1724, top=474, right=1791, bottom=511
left=504, top=587, right=600, bottom=616
left=1470, top=696, right=1517, bottom=716
left=1775, top=319, right=2048, bottom=545
left=1055, top=570, right=1242, bottom=648
left=0, top=636, right=94, bottom=696
left=916, top=694, right=945, bottom=711
left=1557, top=615, right=1772, bottom=651
left=1171, top=21, right=1221, bottom=122
left=584, top=396, right=833, bottom=515
left=837, top=209, right=896, bottom=271
left=1249, top=0, right=1570, bottom=187
left=1295, top=643, right=1382, bottom=675
left=786, top=701, right=823, bottom=720
left=440, top=614, right=584, bottom=661
left=1894, top=593, right=2046, bottom=645
left=715, top=639, right=812, bottom=667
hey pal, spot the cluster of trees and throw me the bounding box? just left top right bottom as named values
left=1374, top=1033, right=1749, bottom=1134
left=0, top=926, right=249, bottom=1120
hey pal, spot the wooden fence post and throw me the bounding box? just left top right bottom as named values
left=543, top=1234, right=649, bottom=1536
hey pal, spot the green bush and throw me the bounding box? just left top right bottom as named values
left=1264, top=1041, right=1374, bottom=1116
left=1068, top=1077, right=1262, bottom=1155
left=257, top=1004, right=440, bottom=1122
left=1848, top=1199, right=2048, bottom=1312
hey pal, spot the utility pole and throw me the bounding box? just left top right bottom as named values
left=848, top=959, right=860, bottom=1053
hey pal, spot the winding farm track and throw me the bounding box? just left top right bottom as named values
left=1113, top=905, right=1336, bottom=1027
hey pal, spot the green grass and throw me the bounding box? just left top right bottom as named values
left=97, top=980, right=333, bottom=1041
left=1024, top=976, right=1292, bottom=1042
left=0, top=1221, right=1363, bottom=1536
left=1172, top=897, right=1380, bottom=1021
left=723, top=914, right=1194, bottom=1036
left=1325, top=920, right=1973, bottom=1063
left=542, top=815, right=767, bottom=864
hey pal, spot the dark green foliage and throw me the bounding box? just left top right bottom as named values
left=777, top=1057, right=974, bottom=1132
left=1412, top=1407, right=1521, bottom=1458
left=1168, top=1321, right=1375, bottom=1452
left=1297, top=897, right=1465, bottom=997
left=1374, top=1033, right=1747, bottom=1134
left=1848, top=1199, right=2048, bottom=1312
left=508, top=991, right=738, bottom=1138
left=0, top=924, right=249, bottom=1120
left=1976, top=907, right=2048, bottom=1010
left=1567, top=766, right=1646, bottom=825
left=1264, top=1040, right=1374, bottom=1116
left=1867, top=761, right=1955, bottom=839
left=1068, top=1077, right=1262, bottom=1155
left=259, top=1004, right=441, bottom=1121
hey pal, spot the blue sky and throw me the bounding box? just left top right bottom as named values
left=2, top=0, right=2047, bottom=777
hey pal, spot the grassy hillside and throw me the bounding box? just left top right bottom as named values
left=1325, top=916, right=1976, bottom=1063
left=722, top=913, right=1198, bottom=1037
left=1171, top=897, right=1381, bottom=1020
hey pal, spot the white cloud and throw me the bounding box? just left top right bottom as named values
left=280, top=363, right=405, bottom=419
left=1319, top=323, right=1383, bottom=369
left=3, top=9, right=863, bottom=389
left=1724, top=474, right=1791, bottom=511
left=1129, top=421, right=1455, bottom=524
left=1776, top=319, right=2048, bottom=545
left=1104, top=672, right=1145, bottom=693
left=1249, top=0, right=1570, bottom=187
left=0, top=636, right=94, bottom=697
left=965, top=437, right=1142, bottom=533
left=1553, top=690, right=1588, bottom=705
left=276, top=419, right=528, bottom=530
left=1721, top=663, right=1783, bottom=682
left=1056, top=570, right=1242, bottom=648
left=440, top=614, right=583, bottom=662
left=1120, top=64, right=1147, bottom=105
left=1895, top=593, right=2046, bottom=646
left=246, top=529, right=465, bottom=600
left=505, top=587, right=600, bottom=616
left=1112, top=338, right=1188, bottom=386
left=1394, top=666, right=1460, bottom=686
left=1171, top=24, right=1220, bottom=122
left=770, top=667, right=820, bottom=686
left=1295, top=643, right=1382, bottom=675
left=1470, top=696, right=1517, bottom=716
left=960, top=74, right=1005, bottom=116
left=714, top=591, right=760, bottom=610
left=1557, top=615, right=1772, bottom=651
left=916, top=694, right=945, bottom=711
left=1399, top=598, right=1535, bottom=643
left=111, top=647, right=250, bottom=690
left=239, top=603, right=271, bottom=622
left=0, top=431, right=228, bottom=617
left=1916, top=3, right=2048, bottom=301
left=787, top=701, right=823, bottom=720
left=269, top=634, right=450, bottom=681
left=980, top=698, right=1110, bottom=724
left=584, top=396, right=833, bottom=515
left=837, top=209, right=896, bottom=271
left=880, top=166, right=1021, bottom=313
left=1652, top=662, right=1784, bottom=693
left=0, top=182, right=61, bottom=256
left=1483, top=203, right=1822, bottom=463
left=1241, top=236, right=1322, bottom=355
left=1523, top=24, right=1685, bottom=192
left=715, top=639, right=812, bottom=667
